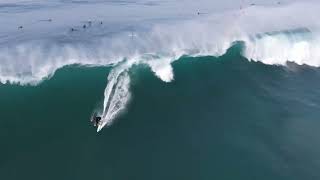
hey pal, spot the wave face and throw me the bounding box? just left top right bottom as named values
left=1, top=1, right=320, bottom=131
left=2, top=50, right=320, bottom=179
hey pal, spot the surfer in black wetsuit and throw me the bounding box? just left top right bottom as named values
left=91, top=114, right=102, bottom=127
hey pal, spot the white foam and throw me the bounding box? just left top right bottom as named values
left=244, top=31, right=320, bottom=66
left=2, top=1, right=320, bottom=131
left=97, top=61, right=133, bottom=131
left=149, top=61, right=174, bottom=82
left=2, top=2, right=320, bottom=85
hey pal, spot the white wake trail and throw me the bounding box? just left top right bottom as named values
left=97, top=66, right=131, bottom=132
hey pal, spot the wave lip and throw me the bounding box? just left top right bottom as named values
left=245, top=27, right=320, bottom=66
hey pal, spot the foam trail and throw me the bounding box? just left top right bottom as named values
left=97, top=65, right=131, bottom=132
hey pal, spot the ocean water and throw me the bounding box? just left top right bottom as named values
left=1, top=0, right=320, bottom=179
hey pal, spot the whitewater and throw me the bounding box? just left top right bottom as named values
left=0, top=0, right=319, bottom=131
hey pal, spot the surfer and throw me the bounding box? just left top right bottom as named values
left=70, top=28, right=78, bottom=32
left=91, top=113, right=102, bottom=127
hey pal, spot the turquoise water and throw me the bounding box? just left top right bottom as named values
left=1, top=0, right=320, bottom=179
left=1, top=46, right=320, bottom=179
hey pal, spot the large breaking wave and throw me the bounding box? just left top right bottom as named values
left=1, top=1, right=320, bottom=131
